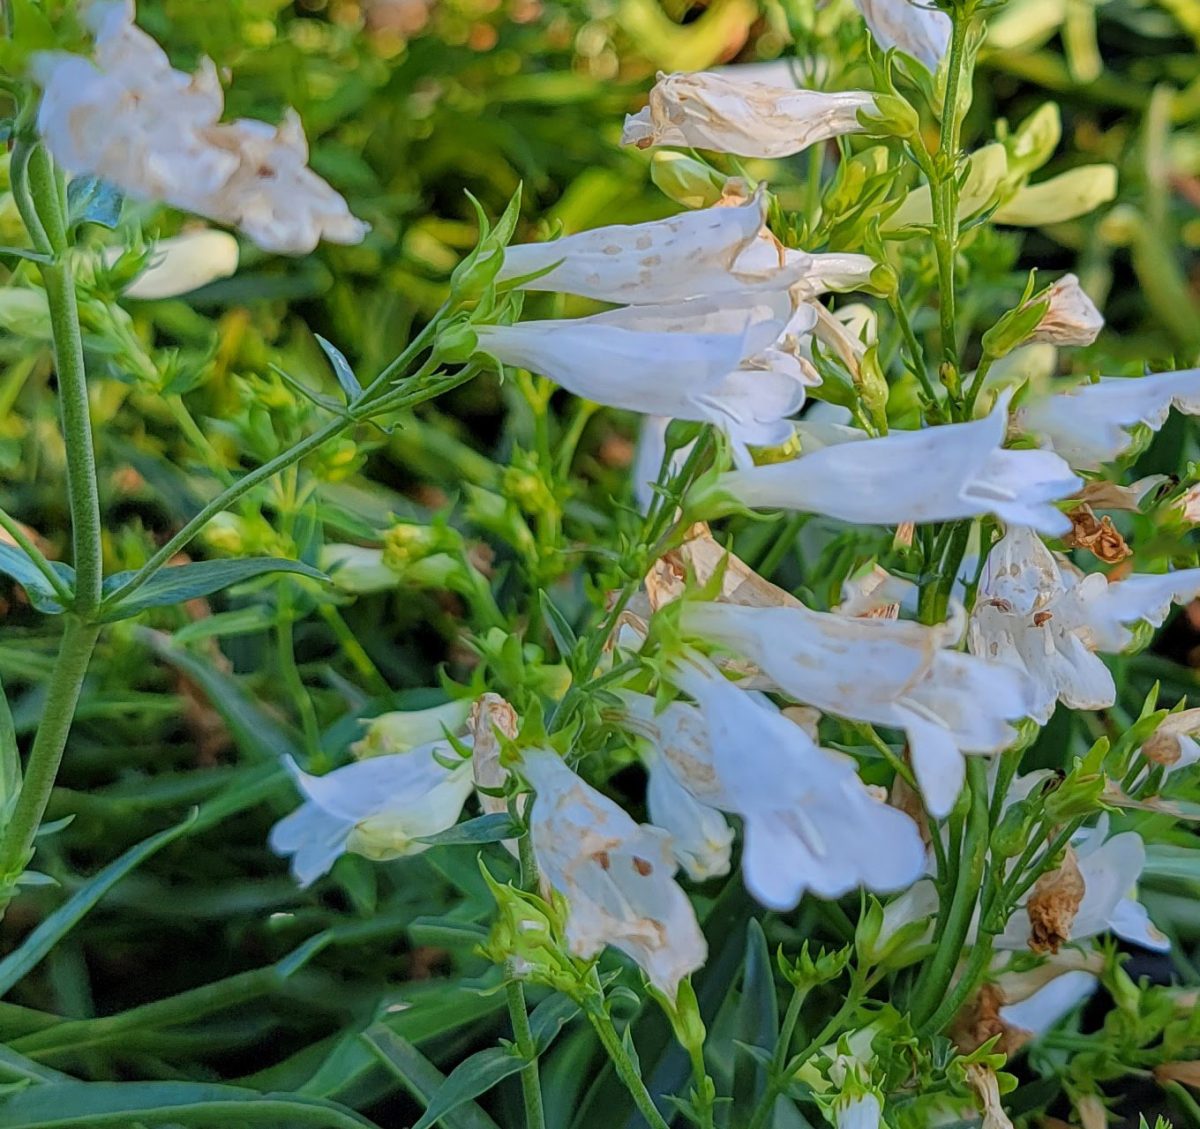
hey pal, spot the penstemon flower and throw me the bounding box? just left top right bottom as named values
left=269, top=743, right=474, bottom=885
left=105, top=229, right=239, bottom=299
left=31, top=1, right=367, bottom=254
left=643, top=746, right=735, bottom=882
left=852, top=0, right=951, bottom=71
left=679, top=598, right=1035, bottom=816
left=618, top=657, right=925, bottom=908
left=520, top=748, right=706, bottom=998
left=969, top=525, right=1200, bottom=721
left=1016, top=368, right=1200, bottom=470
left=622, top=71, right=876, bottom=159
left=476, top=297, right=821, bottom=465
left=496, top=188, right=872, bottom=305
left=695, top=391, right=1081, bottom=535
left=997, top=817, right=1168, bottom=953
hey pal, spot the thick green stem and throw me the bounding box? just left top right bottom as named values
left=0, top=618, right=100, bottom=902
left=27, top=145, right=104, bottom=617
left=586, top=1002, right=672, bottom=1129
left=506, top=980, right=547, bottom=1129
left=911, top=758, right=990, bottom=1028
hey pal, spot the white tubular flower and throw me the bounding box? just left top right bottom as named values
left=1028, top=274, right=1104, bottom=347
left=521, top=749, right=706, bottom=997
left=1141, top=709, right=1200, bottom=777
left=320, top=544, right=399, bottom=595
left=968, top=526, right=1117, bottom=724
left=476, top=297, right=815, bottom=465
left=107, top=230, right=239, bottom=299
left=971, top=526, right=1200, bottom=719
left=998, top=969, right=1098, bottom=1038
left=31, top=1, right=366, bottom=255
left=703, top=391, right=1080, bottom=536
left=496, top=190, right=847, bottom=304
left=834, top=1092, right=883, bottom=1129
left=269, top=745, right=474, bottom=886
left=997, top=818, right=1168, bottom=952
left=622, top=70, right=874, bottom=158
left=351, top=699, right=473, bottom=758
left=852, top=0, right=951, bottom=71
left=620, top=661, right=925, bottom=909
left=679, top=600, right=1034, bottom=817
left=1016, top=369, right=1200, bottom=470
left=644, top=748, right=734, bottom=881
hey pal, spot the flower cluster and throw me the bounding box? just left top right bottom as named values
left=31, top=1, right=367, bottom=254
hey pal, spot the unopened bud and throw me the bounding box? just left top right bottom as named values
left=650, top=151, right=728, bottom=210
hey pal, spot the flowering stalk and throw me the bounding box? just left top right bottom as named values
left=584, top=996, right=672, bottom=1129
left=0, top=140, right=105, bottom=909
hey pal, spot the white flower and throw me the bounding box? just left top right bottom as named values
left=32, top=1, right=367, bottom=255
left=622, top=70, right=875, bottom=158
left=351, top=699, right=473, bottom=758
left=496, top=189, right=867, bottom=305
left=269, top=745, right=473, bottom=886
left=320, top=544, right=398, bottom=595
left=644, top=746, right=734, bottom=882
left=619, top=661, right=925, bottom=908
left=702, top=390, right=1081, bottom=536
left=476, top=296, right=815, bottom=465
left=679, top=599, right=1035, bottom=816
left=997, top=969, right=1098, bottom=1037
left=1141, top=709, right=1200, bottom=777
left=997, top=818, right=1168, bottom=952
left=968, top=526, right=1116, bottom=723
left=1016, top=368, right=1200, bottom=470
left=969, top=525, right=1200, bottom=721
left=521, top=748, right=706, bottom=997
left=106, top=229, right=239, bottom=299
left=1028, top=274, right=1104, bottom=347
left=852, top=0, right=951, bottom=71
left=835, top=1092, right=883, bottom=1129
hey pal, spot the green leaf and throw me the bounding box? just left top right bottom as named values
left=416, top=813, right=520, bottom=847
left=100, top=558, right=328, bottom=621
left=0, top=545, right=72, bottom=614
left=412, top=1045, right=526, bottom=1129
left=732, top=920, right=779, bottom=1112
left=362, top=1025, right=502, bottom=1129
left=0, top=672, right=19, bottom=817
left=317, top=334, right=363, bottom=401
left=538, top=590, right=578, bottom=660
left=0, top=814, right=197, bottom=997
left=0, top=247, right=55, bottom=264
left=0, top=1081, right=379, bottom=1127
left=529, top=993, right=580, bottom=1054
left=66, top=177, right=123, bottom=230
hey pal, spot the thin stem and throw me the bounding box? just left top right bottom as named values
left=506, top=979, right=547, bottom=1129
left=586, top=1001, right=672, bottom=1129
left=0, top=618, right=100, bottom=902
left=317, top=605, right=390, bottom=697
left=931, top=6, right=974, bottom=405
left=919, top=933, right=995, bottom=1035
left=0, top=506, right=72, bottom=605
left=886, top=291, right=940, bottom=417
left=910, top=757, right=990, bottom=1029
left=276, top=612, right=322, bottom=762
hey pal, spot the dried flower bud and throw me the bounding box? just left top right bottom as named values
left=1062, top=504, right=1131, bottom=563
left=1026, top=846, right=1085, bottom=954
left=1028, top=274, right=1104, bottom=347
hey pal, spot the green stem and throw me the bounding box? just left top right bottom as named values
left=276, top=613, right=322, bottom=762
left=0, top=618, right=100, bottom=903
left=919, top=933, right=995, bottom=1035
left=586, top=1002, right=672, bottom=1129
left=317, top=605, right=390, bottom=697
left=506, top=979, right=547, bottom=1129
left=27, top=149, right=104, bottom=621
left=910, top=757, right=990, bottom=1029
left=932, top=7, right=974, bottom=405
left=886, top=291, right=940, bottom=416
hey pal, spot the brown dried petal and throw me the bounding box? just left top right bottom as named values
left=1062, top=504, right=1131, bottom=564
left=1027, top=847, right=1085, bottom=954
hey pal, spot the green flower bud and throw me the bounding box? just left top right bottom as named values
left=980, top=296, right=1051, bottom=360
left=436, top=319, right=480, bottom=363
left=991, top=799, right=1036, bottom=859
left=650, top=151, right=729, bottom=210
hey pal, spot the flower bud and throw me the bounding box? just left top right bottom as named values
left=351, top=699, right=474, bottom=760
left=650, top=151, right=728, bottom=210
left=435, top=319, right=480, bottom=363
left=980, top=295, right=1050, bottom=360
left=858, top=92, right=921, bottom=143
left=1028, top=274, right=1103, bottom=347
left=0, top=289, right=51, bottom=338
left=319, top=544, right=398, bottom=595
left=450, top=246, right=504, bottom=304
left=994, top=164, right=1118, bottom=226
left=108, top=230, right=239, bottom=300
